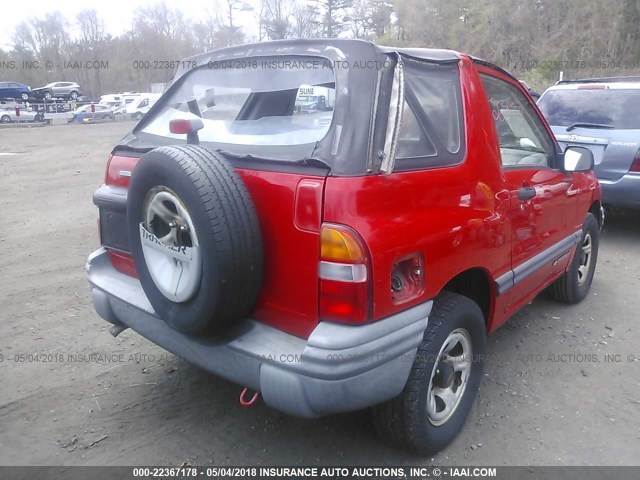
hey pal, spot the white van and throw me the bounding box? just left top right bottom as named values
left=99, top=94, right=124, bottom=105
left=128, top=93, right=161, bottom=120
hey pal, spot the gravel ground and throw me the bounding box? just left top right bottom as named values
left=0, top=122, right=638, bottom=466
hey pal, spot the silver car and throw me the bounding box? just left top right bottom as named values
left=68, top=104, right=115, bottom=121
left=32, top=82, right=82, bottom=101
left=0, top=105, right=44, bottom=123
left=538, top=77, right=640, bottom=210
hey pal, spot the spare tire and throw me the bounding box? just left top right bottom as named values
left=127, top=145, right=263, bottom=334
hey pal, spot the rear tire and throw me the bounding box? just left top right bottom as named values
left=549, top=213, right=599, bottom=304
left=372, top=292, right=486, bottom=455
left=0, top=115, right=10, bottom=124
left=127, top=145, right=263, bottom=334
left=20, top=92, right=29, bottom=101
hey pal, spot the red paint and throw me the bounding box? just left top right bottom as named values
left=169, top=118, right=202, bottom=134
left=234, top=169, right=325, bottom=338
left=294, top=179, right=324, bottom=232
left=105, top=155, right=139, bottom=188
left=108, top=249, right=138, bottom=278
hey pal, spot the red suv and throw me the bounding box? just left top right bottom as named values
left=87, top=39, right=603, bottom=454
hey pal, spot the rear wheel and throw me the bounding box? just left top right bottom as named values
left=43, top=92, right=52, bottom=101
left=20, top=92, right=29, bottom=101
left=373, top=292, right=486, bottom=455
left=127, top=145, right=263, bottom=334
left=1, top=115, right=10, bottom=124
left=549, top=213, right=599, bottom=303
left=70, top=91, right=79, bottom=100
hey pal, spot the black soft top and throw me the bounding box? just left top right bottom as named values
left=173, top=39, right=462, bottom=82
left=121, top=39, right=465, bottom=176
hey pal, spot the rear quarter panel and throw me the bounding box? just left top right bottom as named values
left=323, top=56, right=512, bottom=328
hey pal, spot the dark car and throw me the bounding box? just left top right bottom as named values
left=0, top=81, right=31, bottom=101
left=538, top=77, right=640, bottom=210
left=87, top=39, right=602, bottom=455
left=32, top=82, right=82, bottom=101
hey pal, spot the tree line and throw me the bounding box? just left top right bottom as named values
left=1, top=0, right=639, bottom=98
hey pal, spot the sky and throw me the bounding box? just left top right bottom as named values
left=0, top=0, right=260, bottom=50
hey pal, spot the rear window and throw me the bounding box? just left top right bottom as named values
left=141, top=56, right=335, bottom=147
left=538, top=88, right=640, bottom=129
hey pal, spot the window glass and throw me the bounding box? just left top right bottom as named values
left=538, top=89, right=640, bottom=129
left=141, top=56, right=335, bottom=147
left=396, top=59, right=464, bottom=168
left=397, top=101, right=436, bottom=158
left=480, top=74, right=555, bottom=168
left=406, top=71, right=461, bottom=154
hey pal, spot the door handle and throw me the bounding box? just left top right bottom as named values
left=517, top=186, right=536, bottom=201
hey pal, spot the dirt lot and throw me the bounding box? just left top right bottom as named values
left=0, top=122, right=638, bottom=467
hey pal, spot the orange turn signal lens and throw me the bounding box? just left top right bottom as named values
left=320, top=225, right=366, bottom=262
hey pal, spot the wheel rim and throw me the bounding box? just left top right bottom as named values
left=21, top=93, right=28, bottom=100
left=577, top=233, right=592, bottom=286
left=426, top=328, right=472, bottom=426
left=1, top=116, right=9, bottom=123
left=45, top=93, right=51, bottom=100
left=140, top=187, right=202, bottom=303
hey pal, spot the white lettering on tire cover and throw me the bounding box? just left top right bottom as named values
left=140, top=223, right=195, bottom=261
left=139, top=223, right=202, bottom=302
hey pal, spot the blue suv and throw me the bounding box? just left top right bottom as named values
left=0, top=81, right=31, bottom=101
left=538, top=76, right=640, bottom=210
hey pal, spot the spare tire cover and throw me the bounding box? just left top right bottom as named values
left=127, top=145, right=263, bottom=334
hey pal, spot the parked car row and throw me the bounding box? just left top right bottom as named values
left=0, top=81, right=82, bottom=102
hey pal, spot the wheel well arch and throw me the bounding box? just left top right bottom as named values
left=441, top=267, right=493, bottom=326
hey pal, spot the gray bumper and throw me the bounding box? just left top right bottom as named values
left=86, top=248, right=431, bottom=418
left=599, top=173, right=640, bottom=209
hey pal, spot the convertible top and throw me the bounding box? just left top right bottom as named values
left=127, top=39, right=468, bottom=176
left=174, top=39, right=462, bottom=82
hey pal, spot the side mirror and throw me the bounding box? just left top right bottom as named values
left=562, top=146, right=594, bottom=172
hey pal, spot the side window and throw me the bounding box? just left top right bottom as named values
left=480, top=74, right=555, bottom=168
left=397, top=100, right=436, bottom=158
left=139, top=99, right=149, bottom=108
left=395, top=58, right=465, bottom=170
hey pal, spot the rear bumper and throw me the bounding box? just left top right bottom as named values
left=599, top=173, right=640, bottom=209
left=86, top=248, right=431, bottom=418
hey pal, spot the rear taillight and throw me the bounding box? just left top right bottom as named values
left=631, top=148, right=640, bottom=173
left=103, top=154, right=140, bottom=278
left=318, top=224, right=371, bottom=323
left=105, top=154, right=140, bottom=187
left=108, top=250, right=138, bottom=278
